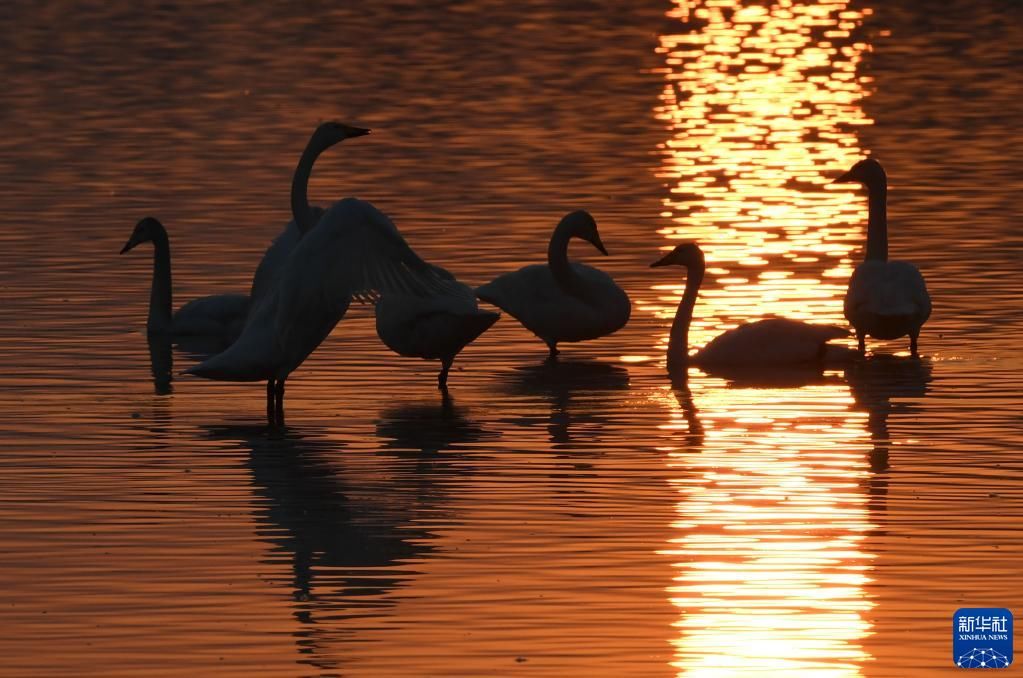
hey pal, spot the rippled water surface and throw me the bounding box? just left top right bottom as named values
left=1, top=1, right=1021, bottom=675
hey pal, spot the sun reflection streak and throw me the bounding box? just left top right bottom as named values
left=652, top=0, right=881, bottom=674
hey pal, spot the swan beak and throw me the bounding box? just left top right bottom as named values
left=832, top=170, right=856, bottom=184
left=348, top=126, right=371, bottom=138
left=650, top=252, right=673, bottom=267
left=119, top=238, right=137, bottom=254
left=592, top=234, right=609, bottom=256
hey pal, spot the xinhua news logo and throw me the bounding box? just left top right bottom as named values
left=953, top=608, right=1013, bottom=669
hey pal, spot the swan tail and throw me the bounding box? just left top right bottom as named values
left=453, top=310, right=500, bottom=346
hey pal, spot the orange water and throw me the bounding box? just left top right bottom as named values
left=0, top=1, right=1020, bottom=675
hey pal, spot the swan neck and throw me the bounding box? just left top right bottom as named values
left=291, top=135, right=325, bottom=234
left=547, top=222, right=580, bottom=291
left=148, top=230, right=173, bottom=333
left=668, top=265, right=702, bottom=371
left=865, top=180, right=888, bottom=262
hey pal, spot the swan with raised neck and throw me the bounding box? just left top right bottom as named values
left=248, top=122, right=370, bottom=305
left=834, top=157, right=931, bottom=356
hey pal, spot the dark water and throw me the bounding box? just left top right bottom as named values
left=0, top=1, right=1020, bottom=675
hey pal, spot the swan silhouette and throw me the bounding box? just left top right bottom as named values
left=834, top=158, right=931, bottom=356
left=248, top=123, right=370, bottom=307
left=120, top=216, right=248, bottom=338
left=651, top=243, right=849, bottom=376
left=375, top=270, right=499, bottom=389
left=187, top=137, right=452, bottom=426
left=476, top=210, right=631, bottom=358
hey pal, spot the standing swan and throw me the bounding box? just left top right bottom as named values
left=375, top=270, right=500, bottom=390
left=120, top=217, right=248, bottom=338
left=651, top=243, right=849, bottom=375
left=475, top=210, right=630, bottom=357
left=834, top=158, right=931, bottom=357
left=248, top=123, right=370, bottom=306
left=187, top=129, right=451, bottom=426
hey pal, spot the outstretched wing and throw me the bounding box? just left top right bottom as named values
left=272, top=198, right=457, bottom=355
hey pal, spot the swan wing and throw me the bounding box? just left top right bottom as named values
left=697, top=318, right=847, bottom=366
left=272, top=198, right=454, bottom=354
left=248, top=206, right=326, bottom=305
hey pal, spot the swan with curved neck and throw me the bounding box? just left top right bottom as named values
left=248, top=122, right=370, bottom=307
left=834, top=158, right=931, bottom=356
left=652, top=242, right=849, bottom=377
left=120, top=217, right=248, bottom=338
left=188, top=125, right=452, bottom=427
left=476, top=210, right=630, bottom=357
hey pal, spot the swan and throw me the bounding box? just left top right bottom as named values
left=651, top=242, right=849, bottom=376
left=375, top=269, right=500, bottom=389
left=834, top=158, right=931, bottom=356
left=120, top=216, right=249, bottom=338
left=475, top=210, right=631, bottom=357
left=187, top=192, right=452, bottom=426
left=248, top=122, right=370, bottom=307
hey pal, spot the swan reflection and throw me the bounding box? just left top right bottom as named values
left=376, top=393, right=499, bottom=455
left=206, top=425, right=441, bottom=674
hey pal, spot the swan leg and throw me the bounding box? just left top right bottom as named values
left=910, top=331, right=919, bottom=358
left=266, top=380, right=275, bottom=426
left=545, top=340, right=559, bottom=359
left=857, top=332, right=866, bottom=355
left=438, top=357, right=453, bottom=390
left=274, top=379, right=286, bottom=426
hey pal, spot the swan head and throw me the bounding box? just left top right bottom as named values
left=121, top=216, right=166, bottom=254
left=833, top=158, right=886, bottom=187
left=562, top=210, right=608, bottom=255
left=314, top=121, right=370, bottom=148
left=650, top=242, right=705, bottom=270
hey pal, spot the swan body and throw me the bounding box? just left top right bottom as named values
left=376, top=268, right=499, bottom=388
left=120, top=217, right=248, bottom=338
left=835, top=158, right=931, bottom=355
left=248, top=124, right=369, bottom=307
left=475, top=210, right=630, bottom=357
left=188, top=195, right=451, bottom=425
left=652, top=243, right=849, bottom=375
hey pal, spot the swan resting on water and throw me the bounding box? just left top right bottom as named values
left=834, top=158, right=931, bottom=357
left=120, top=216, right=248, bottom=338
left=475, top=210, right=630, bottom=358
left=375, top=267, right=499, bottom=389
left=651, top=242, right=849, bottom=377
left=187, top=123, right=453, bottom=426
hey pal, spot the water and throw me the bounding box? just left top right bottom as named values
left=0, top=1, right=1021, bottom=675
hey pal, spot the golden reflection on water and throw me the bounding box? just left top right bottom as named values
left=653, top=0, right=882, bottom=674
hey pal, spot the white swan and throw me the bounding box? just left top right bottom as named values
left=187, top=191, right=452, bottom=425
left=834, top=158, right=931, bottom=356
left=120, top=217, right=248, bottom=338
left=652, top=243, right=849, bottom=375
left=248, top=122, right=370, bottom=306
left=475, top=210, right=631, bottom=357
left=375, top=268, right=499, bottom=389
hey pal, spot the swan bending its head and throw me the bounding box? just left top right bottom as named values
left=248, top=122, right=371, bottom=307
left=652, top=242, right=849, bottom=378
left=121, top=217, right=248, bottom=339
left=475, top=210, right=630, bottom=358
left=833, top=158, right=931, bottom=356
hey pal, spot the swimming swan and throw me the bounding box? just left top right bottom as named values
left=375, top=269, right=500, bottom=389
left=187, top=193, right=452, bottom=426
left=651, top=243, right=849, bottom=376
left=120, top=216, right=248, bottom=338
left=834, top=158, right=931, bottom=356
left=248, top=122, right=370, bottom=306
left=475, top=210, right=630, bottom=357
